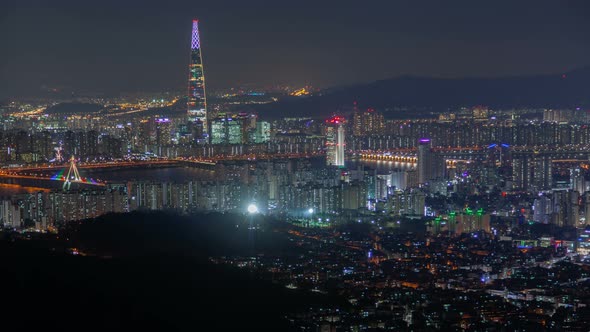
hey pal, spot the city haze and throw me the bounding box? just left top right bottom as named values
left=2, top=0, right=590, bottom=98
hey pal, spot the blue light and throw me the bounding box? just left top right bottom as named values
left=191, top=20, right=201, bottom=50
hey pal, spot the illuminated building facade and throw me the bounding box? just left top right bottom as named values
left=417, top=138, right=445, bottom=185
left=417, top=138, right=432, bottom=184
left=551, top=189, right=580, bottom=227
left=211, top=116, right=243, bottom=145
left=388, top=189, right=425, bottom=216
left=187, top=19, right=208, bottom=142
left=254, top=121, right=271, bottom=143
left=155, top=118, right=172, bottom=147
left=352, top=108, right=384, bottom=136
left=533, top=195, right=552, bottom=224
left=325, top=116, right=345, bottom=167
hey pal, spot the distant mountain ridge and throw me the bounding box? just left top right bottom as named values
left=252, top=67, right=590, bottom=119
left=45, top=102, right=104, bottom=114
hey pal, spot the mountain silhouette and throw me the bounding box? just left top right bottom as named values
left=253, top=67, right=590, bottom=119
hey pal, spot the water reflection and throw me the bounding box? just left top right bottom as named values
left=0, top=160, right=411, bottom=196
left=0, top=183, right=51, bottom=196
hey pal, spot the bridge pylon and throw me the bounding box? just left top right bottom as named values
left=63, top=156, right=82, bottom=190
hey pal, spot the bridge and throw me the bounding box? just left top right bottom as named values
left=0, top=157, right=106, bottom=189
left=356, top=152, right=418, bottom=164
left=5, top=152, right=325, bottom=173
left=356, top=147, right=485, bottom=167
left=356, top=146, right=590, bottom=165
left=9, top=159, right=179, bottom=173
left=0, top=152, right=326, bottom=188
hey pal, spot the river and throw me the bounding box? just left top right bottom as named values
left=0, top=159, right=415, bottom=196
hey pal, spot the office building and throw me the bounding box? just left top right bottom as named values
left=187, top=19, right=208, bottom=142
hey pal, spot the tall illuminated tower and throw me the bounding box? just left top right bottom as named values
left=325, top=115, right=345, bottom=167
left=188, top=19, right=208, bottom=142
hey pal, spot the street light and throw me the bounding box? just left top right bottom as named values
left=306, top=208, right=315, bottom=227
left=247, top=203, right=258, bottom=214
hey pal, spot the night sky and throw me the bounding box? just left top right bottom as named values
left=1, top=0, right=589, bottom=98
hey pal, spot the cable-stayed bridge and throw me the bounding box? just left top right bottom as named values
left=0, top=157, right=106, bottom=189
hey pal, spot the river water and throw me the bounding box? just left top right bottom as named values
left=0, top=159, right=414, bottom=196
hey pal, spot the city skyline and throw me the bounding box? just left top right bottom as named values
left=2, top=0, right=590, bottom=98
left=5, top=2, right=590, bottom=330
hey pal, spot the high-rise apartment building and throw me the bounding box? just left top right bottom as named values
left=417, top=138, right=432, bottom=184
left=352, top=108, right=384, bottom=136
left=254, top=121, right=271, bottom=143
left=211, top=115, right=244, bottom=145
left=325, top=116, right=345, bottom=167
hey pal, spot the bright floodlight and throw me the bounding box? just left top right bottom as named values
left=308, top=208, right=314, bottom=214
left=247, top=204, right=258, bottom=214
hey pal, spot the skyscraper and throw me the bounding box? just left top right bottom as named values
left=187, top=19, right=208, bottom=143
left=210, top=115, right=244, bottom=145
left=325, top=116, right=345, bottom=167
left=416, top=138, right=445, bottom=185
left=352, top=108, right=384, bottom=136
left=417, top=138, right=432, bottom=184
